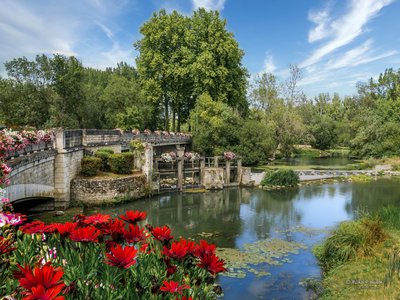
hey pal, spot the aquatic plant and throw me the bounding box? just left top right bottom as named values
left=260, top=169, right=299, bottom=187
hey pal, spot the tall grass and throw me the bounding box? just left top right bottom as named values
left=314, top=217, right=386, bottom=272
left=260, top=169, right=299, bottom=187
left=378, top=206, right=400, bottom=229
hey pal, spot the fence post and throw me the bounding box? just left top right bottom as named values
left=225, top=160, right=231, bottom=185
left=176, top=146, right=185, bottom=190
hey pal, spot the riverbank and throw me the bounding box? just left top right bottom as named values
left=311, top=207, right=400, bottom=299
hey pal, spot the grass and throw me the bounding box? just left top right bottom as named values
left=314, top=207, right=400, bottom=299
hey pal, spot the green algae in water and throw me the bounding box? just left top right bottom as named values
left=217, top=238, right=306, bottom=278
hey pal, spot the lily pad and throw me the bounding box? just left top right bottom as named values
left=217, top=238, right=306, bottom=278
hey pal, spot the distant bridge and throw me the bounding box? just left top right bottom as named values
left=5, top=129, right=192, bottom=210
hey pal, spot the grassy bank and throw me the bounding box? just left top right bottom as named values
left=312, top=207, right=400, bottom=299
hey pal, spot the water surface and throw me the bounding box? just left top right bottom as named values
left=80, top=178, right=400, bottom=299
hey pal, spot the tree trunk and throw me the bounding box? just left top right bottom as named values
left=164, top=93, right=169, bottom=131
left=177, top=104, right=181, bottom=132
left=172, top=109, right=176, bottom=132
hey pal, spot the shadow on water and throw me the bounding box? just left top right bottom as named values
left=36, top=178, right=400, bottom=299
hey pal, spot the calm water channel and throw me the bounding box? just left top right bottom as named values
left=68, top=178, right=398, bottom=299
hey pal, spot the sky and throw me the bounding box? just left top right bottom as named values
left=0, top=0, right=399, bottom=97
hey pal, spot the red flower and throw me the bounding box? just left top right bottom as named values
left=194, top=240, right=216, bottom=259
left=20, top=221, right=55, bottom=234
left=24, top=285, right=65, bottom=300
left=163, top=240, right=189, bottom=260
left=69, top=226, right=101, bottom=243
left=101, top=219, right=126, bottom=241
left=119, top=210, right=147, bottom=224
left=105, top=244, right=138, bottom=269
left=151, top=225, right=173, bottom=243
left=16, top=264, right=65, bottom=299
left=53, top=222, right=77, bottom=238
left=197, top=253, right=226, bottom=275
left=0, top=236, right=15, bottom=255
left=160, top=280, right=189, bottom=294
left=124, top=224, right=148, bottom=243
left=84, top=214, right=111, bottom=226
left=176, top=297, right=193, bottom=300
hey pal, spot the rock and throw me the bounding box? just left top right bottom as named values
left=54, top=211, right=65, bottom=216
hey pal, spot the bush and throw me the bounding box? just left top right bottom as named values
left=109, top=153, right=134, bottom=174
left=314, top=217, right=386, bottom=272
left=81, top=156, right=102, bottom=176
left=260, top=169, right=299, bottom=187
left=96, top=148, right=115, bottom=154
left=95, top=150, right=113, bottom=172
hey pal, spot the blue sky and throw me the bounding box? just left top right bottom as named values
left=1, top=0, right=399, bottom=97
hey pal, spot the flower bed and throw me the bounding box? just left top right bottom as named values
left=0, top=208, right=226, bottom=299
left=0, top=129, right=54, bottom=158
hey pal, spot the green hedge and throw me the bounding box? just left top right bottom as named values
left=261, top=169, right=299, bottom=187
left=109, top=153, right=135, bottom=174
left=95, top=150, right=113, bottom=172
left=81, top=156, right=102, bottom=177
left=96, top=148, right=114, bottom=154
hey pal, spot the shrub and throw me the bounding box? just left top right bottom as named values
left=81, top=156, right=102, bottom=176
left=314, top=217, right=386, bottom=272
left=95, top=151, right=112, bottom=172
left=96, top=148, right=114, bottom=154
left=260, top=169, right=299, bottom=187
left=109, top=153, right=134, bottom=174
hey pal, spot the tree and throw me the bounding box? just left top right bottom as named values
left=135, top=10, right=190, bottom=131
left=190, top=93, right=241, bottom=156
left=249, top=73, right=279, bottom=111
left=188, top=9, right=248, bottom=115
left=282, top=64, right=305, bottom=105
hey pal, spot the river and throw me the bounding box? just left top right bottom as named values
left=67, top=177, right=398, bottom=299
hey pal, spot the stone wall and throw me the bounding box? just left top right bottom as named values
left=202, top=168, right=225, bottom=189
left=6, top=150, right=56, bottom=202
left=240, top=167, right=254, bottom=186
left=71, top=173, right=147, bottom=205
left=54, top=149, right=84, bottom=209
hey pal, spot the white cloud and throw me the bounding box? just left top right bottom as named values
left=326, top=39, right=397, bottom=69
left=301, top=0, right=394, bottom=68
left=192, top=0, right=226, bottom=11
left=0, top=0, right=136, bottom=74
left=308, top=7, right=331, bottom=42
left=262, top=53, right=276, bottom=73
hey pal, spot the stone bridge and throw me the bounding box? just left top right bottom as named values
left=5, top=129, right=191, bottom=210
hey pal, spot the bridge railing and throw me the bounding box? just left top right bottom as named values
left=130, top=133, right=191, bottom=145
left=4, top=141, right=53, bottom=160
left=64, top=130, right=83, bottom=148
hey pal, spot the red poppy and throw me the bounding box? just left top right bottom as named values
left=23, top=285, right=65, bottom=300
left=124, top=224, right=148, bottom=243
left=176, top=297, right=193, bottom=300
left=119, top=210, right=147, bottom=224
left=16, top=264, right=65, bottom=299
left=53, top=222, right=77, bottom=238
left=0, top=236, right=15, bottom=255
left=20, top=221, right=55, bottom=234
left=163, top=240, right=189, bottom=260
left=160, top=280, right=189, bottom=294
left=101, top=219, right=126, bottom=241
left=69, top=226, right=101, bottom=243
left=84, top=214, right=111, bottom=226
left=105, top=244, right=138, bottom=269
left=194, top=240, right=216, bottom=259
left=197, top=253, right=226, bottom=275
left=151, top=225, right=173, bottom=243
